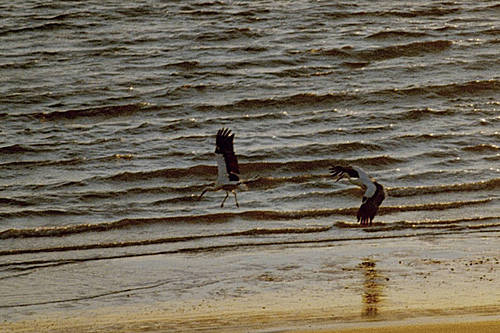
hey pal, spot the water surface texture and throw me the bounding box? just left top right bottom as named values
left=1, top=0, right=499, bottom=322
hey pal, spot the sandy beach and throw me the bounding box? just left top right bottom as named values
left=3, top=303, right=499, bottom=332
left=304, top=320, right=500, bottom=333
left=3, top=233, right=499, bottom=333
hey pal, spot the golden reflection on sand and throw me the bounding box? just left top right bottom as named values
left=359, top=258, right=385, bottom=318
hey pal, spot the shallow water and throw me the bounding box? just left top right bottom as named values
left=0, top=0, right=499, bottom=322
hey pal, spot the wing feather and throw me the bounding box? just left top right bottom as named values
left=224, top=152, right=240, bottom=180
left=215, top=128, right=240, bottom=181
left=329, top=165, right=359, bottom=178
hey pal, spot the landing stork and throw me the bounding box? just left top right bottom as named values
left=199, top=128, right=242, bottom=207
left=330, top=165, right=385, bottom=225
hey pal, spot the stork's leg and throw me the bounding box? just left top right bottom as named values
left=232, top=190, right=239, bottom=208
left=199, top=188, right=209, bottom=200
left=221, top=191, right=229, bottom=207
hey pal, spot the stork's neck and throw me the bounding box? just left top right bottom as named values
left=348, top=167, right=377, bottom=198
left=347, top=177, right=364, bottom=187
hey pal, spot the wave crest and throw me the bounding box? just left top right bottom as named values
left=33, top=103, right=157, bottom=121
left=389, top=179, right=500, bottom=197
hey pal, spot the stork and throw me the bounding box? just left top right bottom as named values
left=330, top=165, right=385, bottom=225
left=199, top=128, right=242, bottom=208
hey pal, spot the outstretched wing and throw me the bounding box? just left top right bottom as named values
left=216, top=128, right=240, bottom=181
left=329, top=165, right=359, bottom=180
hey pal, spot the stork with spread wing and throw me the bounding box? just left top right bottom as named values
left=330, top=165, right=385, bottom=225
left=199, top=128, right=242, bottom=208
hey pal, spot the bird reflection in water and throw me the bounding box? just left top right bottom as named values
left=359, top=258, right=385, bottom=317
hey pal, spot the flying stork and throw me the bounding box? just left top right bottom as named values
left=330, top=165, right=385, bottom=225
left=199, top=128, right=242, bottom=208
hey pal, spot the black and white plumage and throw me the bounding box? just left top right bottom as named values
left=199, top=128, right=242, bottom=207
left=330, top=165, right=385, bottom=225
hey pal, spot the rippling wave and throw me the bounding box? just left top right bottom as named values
left=0, top=226, right=333, bottom=256
left=35, top=103, right=158, bottom=120
left=1, top=198, right=493, bottom=239
left=319, top=40, right=453, bottom=61
left=388, top=178, right=500, bottom=197
left=193, top=79, right=499, bottom=112
left=0, top=144, right=46, bottom=154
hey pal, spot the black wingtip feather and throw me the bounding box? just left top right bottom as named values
left=216, top=127, right=235, bottom=153
left=329, top=165, right=359, bottom=179
left=215, top=128, right=240, bottom=176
